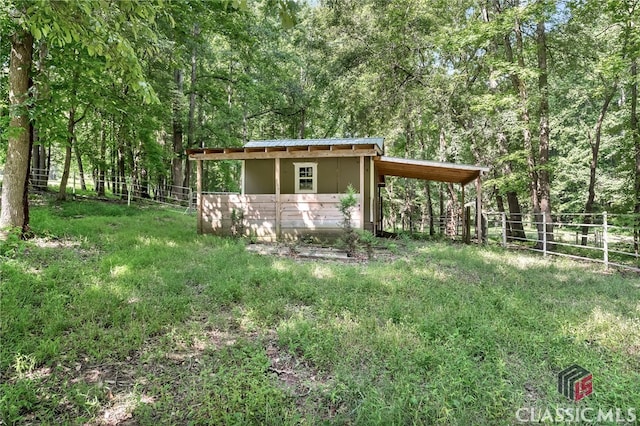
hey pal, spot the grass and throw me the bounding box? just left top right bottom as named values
left=1, top=195, right=639, bottom=425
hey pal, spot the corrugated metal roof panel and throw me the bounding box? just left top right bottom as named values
left=244, top=137, right=384, bottom=151
left=374, top=156, right=489, bottom=185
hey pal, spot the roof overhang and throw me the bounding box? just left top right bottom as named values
left=187, top=143, right=382, bottom=160
left=245, top=137, right=384, bottom=151
left=375, top=156, right=489, bottom=185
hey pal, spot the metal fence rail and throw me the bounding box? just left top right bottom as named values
left=485, top=212, right=640, bottom=272
left=22, top=171, right=197, bottom=212
left=5, top=170, right=640, bottom=272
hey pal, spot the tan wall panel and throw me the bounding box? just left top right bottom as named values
left=244, top=159, right=275, bottom=194
left=337, top=157, right=360, bottom=192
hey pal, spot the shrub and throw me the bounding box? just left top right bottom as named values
left=339, top=185, right=359, bottom=257
left=356, top=229, right=376, bottom=260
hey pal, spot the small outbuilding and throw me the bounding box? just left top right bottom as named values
left=187, top=138, right=488, bottom=242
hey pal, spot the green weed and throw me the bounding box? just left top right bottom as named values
left=1, top=197, right=638, bottom=424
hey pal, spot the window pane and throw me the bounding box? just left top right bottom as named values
left=299, top=179, right=313, bottom=190
left=299, top=167, right=313, bottom=178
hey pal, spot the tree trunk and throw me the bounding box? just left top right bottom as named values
left=1, top=30, right=33, bottom=235
left=110, top=121, right=116, bottom=194
left=172, top=68, right=184, bottom=200
left=139, top=167, right=150, bottom=199
left=446, top=183, right=458, bottom=237
left=128, top=138, right=137, bottom=198
left=536, top=20, right=554, bottom=250
left=581, top=84, right=616, bottom=245
left=631, top=59, right=639, bottom=255
left=495, top=191, right=512, bottom=238
left=75, top=143, right=87, bottom=191
left=57, top=107, right=76, bottom=201
left=495, top=128, right=526, bottom=240
left=31, top=41, right=48, bottom=191
left=426, top=181, right=435, bottom=236
left=506, top=191, right=526, bottom=241
left=506, top=13, right=540, bottom=244
left=117, top=127, right=127, bottom=198
left=438, top=128, right=447, bottom=234
left=184, top=25, right=199, bottom=193
left=45, top=143, right=51, bottom=189
left=516, top=18, right=541, bottom=245
left=439, top=183, right=445, bottom=234
left=110, top=124, right=117, bottom=195
left=96, top=122, right=106, bottom=196
left=299, top=107, right=306, bottom=139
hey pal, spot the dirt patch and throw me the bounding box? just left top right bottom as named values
left=247, top=243, right=356, bottom=261
left=246, top=242, right=401, bottom=263
left=266, top=340, right=321, bottom=397
left=263, top=335, right=347, bottom=420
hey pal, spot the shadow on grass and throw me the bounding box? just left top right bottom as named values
left=2, top=199, right=639, bottom=424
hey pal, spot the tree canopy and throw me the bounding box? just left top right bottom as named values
left=1, top=0, right=639, bottom=239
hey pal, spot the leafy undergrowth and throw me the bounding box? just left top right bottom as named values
left=1, top=198, right=639, bottom=425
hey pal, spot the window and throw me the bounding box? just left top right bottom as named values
left=294, top=162, right=317, bottom=194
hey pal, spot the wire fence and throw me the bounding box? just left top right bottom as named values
left=485, top=212, right=640, bottom=272
left=4, top=171, right=640, bottom=272
left=20, top=171, right=198, bottom=213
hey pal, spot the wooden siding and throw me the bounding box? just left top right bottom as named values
left=200, top=193, right=361, bottom=241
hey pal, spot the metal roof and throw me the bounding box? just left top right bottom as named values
left=245, top=137, right=384, bottom=151
left=375, top=156, right=489, bottom=185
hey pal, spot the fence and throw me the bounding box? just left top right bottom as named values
left=485, top=212, right=640, bottom=272
left=22, top=170, right=197, bottom=212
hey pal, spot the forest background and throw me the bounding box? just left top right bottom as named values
left=1, top=0, right=639, bottom=242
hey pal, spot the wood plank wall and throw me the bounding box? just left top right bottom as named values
left=201, top=193, right=361, bottom=240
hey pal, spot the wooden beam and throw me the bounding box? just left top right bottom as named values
left=275, top=158, right=281, bottom=239
left=197, top=159, right=203, bottom=234
left=476, top=175, right=482, bottom=245
left=461, top=183, right=466, bottom=243
left=360, top=155, right=365, bottom=230
left=189, top=148, right=379, bottom=161
left=369, top=157, right=374, bottom=227
left=241, top=160, right=245, bottom=195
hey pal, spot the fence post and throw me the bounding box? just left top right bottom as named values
left=127, top=177, right=132, bottom=207
left=542, top=214, right=547, bottom=257
left=501, top=212, right=507, bottom=247
left=603, top=211, right=609, bottom=271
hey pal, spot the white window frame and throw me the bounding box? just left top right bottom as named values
left=294, top=162, right=317, bottom=194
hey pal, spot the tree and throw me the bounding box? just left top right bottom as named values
left=1, top=27, right=33, bottom=235
left=1, top=0, right=159, bottom=235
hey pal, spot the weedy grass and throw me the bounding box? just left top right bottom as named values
left=1, top=197, right=639, bottom=425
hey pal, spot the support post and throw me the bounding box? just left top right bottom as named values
left=241, top=160, right=245, bottom=195
left=359, top=155, right=365, bottom=229
left=603, top=211, right=609, bottom=270
left=475, top=176, right=482, bottom=245
left=197, top=159, right=202, bottom=234
left=461, top=184, right=466, bottom=242
left=378, top=185, right=384, bottom=234
left=275, top=158, right=281, bottom=239
left=370, top=157, right=374, bottom=230
left=465, top=206, right=471, bottom=244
